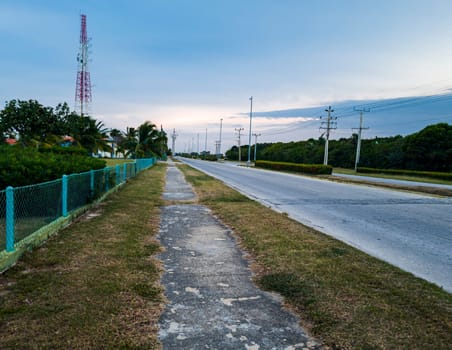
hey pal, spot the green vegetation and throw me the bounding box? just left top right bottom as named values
left=177, top=153, right=219, bottom=161
left=1, top=99, right=169, bottom=159
left=0, top=164, right=166, bottom=349
left=104, top=158, right=135, bottom=167
left=0, top=99, right=169, bottom=189
left=226, top=123, right=452, bottom=172
left=0, top=145, right=106, bottom=189
left=180, top=164, right=452, bottom=350
left=255, top=160, right=332, bottom=175
left=357, top=167, right=452, bottom=181
left=118, top=122, right=168, bottom=159
left=0, top=100, right=112, bottom=154
left=334, top=167, right=452, bottom=186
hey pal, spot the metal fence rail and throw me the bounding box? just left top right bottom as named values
left=0, top=158, right=156, bottom=253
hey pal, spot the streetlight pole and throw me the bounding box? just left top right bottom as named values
left=218, top=118, right=223, bottom=158
left=247, top=96, right=253, bottom=166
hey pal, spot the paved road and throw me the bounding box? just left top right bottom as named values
left=179, top=158, right=452, bottom=293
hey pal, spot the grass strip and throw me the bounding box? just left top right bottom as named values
left=104, top=158, right=136, bottom=167
left=179, top=164, right=452, bottom=350
left=334, top=167, right=452, bottom=186
left=0, top=163, right=166, bottom=349
left=327, top=175, right=452, bottom=197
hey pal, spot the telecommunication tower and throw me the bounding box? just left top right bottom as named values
left=75, top=14, right=92, bottom=116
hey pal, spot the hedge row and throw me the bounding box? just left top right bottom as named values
left=203, top=155, right=218, bottom=162
left=0, top=146, right=106, bottom=190
left=255, top=160, right=333, bottom=175
left=357, top=167, right=452, bottom=181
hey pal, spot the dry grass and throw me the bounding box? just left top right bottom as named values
left=180, top=164, right=452, bottom=350
left=0, top=164, right=166, bottom=349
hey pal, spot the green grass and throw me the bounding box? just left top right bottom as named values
left=0, top=164, right=166, bottom=349
left=180, top=164, right=452, bottom=350
left=104, top=158, right=135, bottom=167
left=334, top=167, right=452, bottom=185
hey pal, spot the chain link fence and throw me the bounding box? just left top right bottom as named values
left=0, top=190, right=5, bottom=250
left=1, top=158, right=156, bottom=253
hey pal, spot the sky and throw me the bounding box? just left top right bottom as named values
left=1, top=0, right=452, bottom=153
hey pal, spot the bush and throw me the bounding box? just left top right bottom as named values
left=357, top=167, right=452, bottom=181
left=255, top=160, right=332, bottom=175
left=0, top=146, right=106, bottom=189
left=203, top=155, right=218, bottom=161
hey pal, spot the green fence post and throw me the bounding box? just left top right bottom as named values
left=104, top=168, right=109, bottom=192
left=90, top=170, right=95, bottom=197
left=62, top=175, right=68, bottom=217
left=123, top=163, right=127, bottom=181
left=6, top=186, right=15, bottom=252
left=115, top=165, right=120, bottom=186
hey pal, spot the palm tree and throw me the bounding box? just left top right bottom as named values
left=119, top=127, right=138, bottom=158
left=119, top=122, right=168, bottom=159
left=109, top=128, right=123, bottom=158
left=135, top=121, right=158, bottom=158
left=66, top=115, right=112, bottom=155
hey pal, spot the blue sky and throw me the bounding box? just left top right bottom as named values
left=1, top=0, right=452, bottom=152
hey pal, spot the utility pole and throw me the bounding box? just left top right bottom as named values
left=218, top=118, right=223, bottom=158
left=247, top=96, right=253, bottom=166
left=171, top=128, right=178, bottom=155
left=204, top=128, right=208, bottom=159
left=235, top=127, right=244, bottom=163
left=215, top=140, right=220, bottom=157
left=215, top=118, right=223, bottom=159
left=352, top=107, right=370, bottom=171
left=197, top=133, right=199, bottom=155
left=252, top=133, right=261, bottom=162
left=320, top=106, right=337, bottom=165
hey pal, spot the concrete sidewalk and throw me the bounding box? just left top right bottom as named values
left=157, top=162, right=322, bottom=349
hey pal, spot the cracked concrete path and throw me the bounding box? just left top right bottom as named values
left=157, top=161, right=322, bottom=349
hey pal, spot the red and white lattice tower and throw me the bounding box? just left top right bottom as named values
left=75, top=14, right=92, bottom=116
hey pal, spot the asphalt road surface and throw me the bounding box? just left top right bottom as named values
left=179, top=158, right=452, bottom=293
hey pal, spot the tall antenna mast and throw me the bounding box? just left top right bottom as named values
left=75, top=14, right=92, bottom=116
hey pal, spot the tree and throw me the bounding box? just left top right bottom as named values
left=403, top=123, right=452, bottom=171
left=119, top=127, right=138, bottom=158
left=109, top=128, right=123, bottom=158
left=118, top=122, right=168, bottom=159
left=63, top=114, right=112, bottom=155
left=0, top=99, right=63, bottom=147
